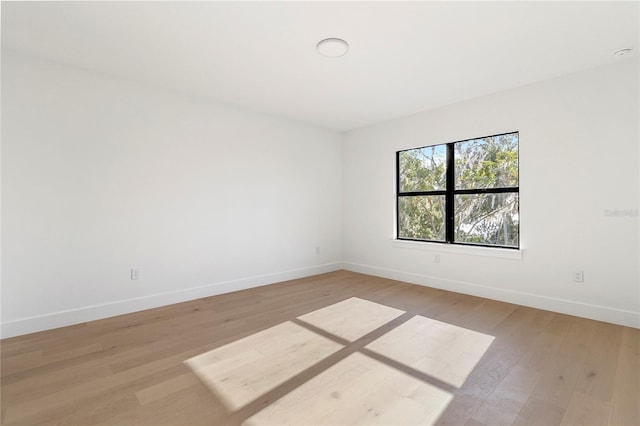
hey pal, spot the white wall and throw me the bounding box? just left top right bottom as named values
left=342, top=58, right=640, bottom=328
left=1, top=51, right=343, bottom=337
left=2, top=51, right=638, bottom=338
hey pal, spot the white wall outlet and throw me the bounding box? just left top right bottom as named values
left=434, top=254, right=441, bottom=264
left=315, top=246, right=321, bottom=255
left=572, top=271, right=584, bottom=282
left=131, top=268, right=140, bottom=280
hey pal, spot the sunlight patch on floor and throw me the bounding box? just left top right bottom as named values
left=298, top=297, right=405, bottom=341
left=244, top=352, right=453, bottom=426
left=185, top=298, right=495, bottom=424
left=184, top=321, right=343, bottom=410
left=365, top=315, right=495, bottom=388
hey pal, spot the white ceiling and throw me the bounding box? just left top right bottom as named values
left=2, top=1, right=638, bottom=131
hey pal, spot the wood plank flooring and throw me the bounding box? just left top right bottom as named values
left=1, top=270, right=638, bottom=425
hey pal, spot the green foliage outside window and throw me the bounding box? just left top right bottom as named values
left=398, top=133, right=519, bottom=247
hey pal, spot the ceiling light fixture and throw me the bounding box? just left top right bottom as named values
left=317, top=38, right=349, bottom=58
left=612, top=48, right=632, bottom=57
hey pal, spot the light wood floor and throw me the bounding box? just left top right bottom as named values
left=1, top=270, right=638, bottom=425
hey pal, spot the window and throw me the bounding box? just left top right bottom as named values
left=397, top=132, right=519, bottom=248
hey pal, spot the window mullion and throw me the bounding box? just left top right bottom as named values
left=398, top=191, right=447, bottom=197
left=445, top=143, right=455, bottom=243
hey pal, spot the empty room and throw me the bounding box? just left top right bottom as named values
left=1, top=1, right=638, bottom=425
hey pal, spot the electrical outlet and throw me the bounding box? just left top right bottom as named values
left=572, top=271, right=584, bottom=283
left=315, top=246, right=321, bottom=255
left=131, top=268, right=140, bottom=280
left=434, top=254, right=441, bottom=264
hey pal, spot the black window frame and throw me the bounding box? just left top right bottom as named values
left=396, top=131, right=520, bottom=249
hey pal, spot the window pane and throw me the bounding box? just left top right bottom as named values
left=398, top=195, right=445, bottom=241
left=399, top=145, right=447, bottom=192
left=455, top=133, right=518, bottom=189
left=455, top=193, right=519, bottom=247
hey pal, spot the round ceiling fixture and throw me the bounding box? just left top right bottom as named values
left=317, top=38, right=349, bottom=58
left=612, top=48, right=632, bottom=57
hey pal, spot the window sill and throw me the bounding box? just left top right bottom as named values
left=391, top=239, right=523, bottom=260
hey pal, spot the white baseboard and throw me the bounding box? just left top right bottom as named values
left=4, top=261, right=637, bottom=338
left=1, top=262, right=343, bottom=339
left=343, top=262, right=640, bottom=329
